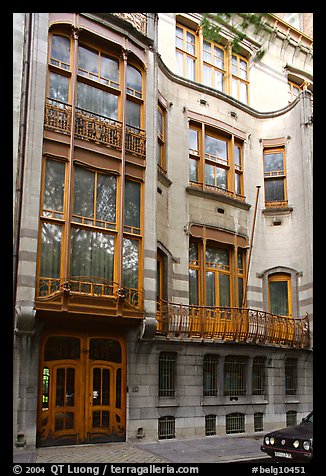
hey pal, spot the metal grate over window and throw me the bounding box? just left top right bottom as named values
left=159, top=352, right=176, bottom=397
left=203, top=354, right=218, bottom=396
left=254, top=412, right=264, bottom=432
left=158, top=416, right=175, bottom=439
left=252, top=357, right=266, bottom=395
left=285, top=358, right=297, bottom=395
left=226, top=413, right=245, bottom=434
left=224, top=356, right=247, bottom=396
left=205, top=414, right=216, bottom=436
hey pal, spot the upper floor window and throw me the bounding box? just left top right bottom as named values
left=175, top=21, right=250, bottom=104
left=176, top=24, right=197, bottom=81
left=188, top=122, right=244, bottom=200
left=78, top=45, right=120, bottom=88
left=50, top=34, right=71, bottom=70
left=157, top=103, right=166, bottom=172
left=231, top=53, right=249, bottom=104
left=263, top=147, right=287, bottom=207
left=268, top=273, right=292, bottom=317
left=288, top=79, right=302, bottom=103
left=189, top=238, right=246, bottom=308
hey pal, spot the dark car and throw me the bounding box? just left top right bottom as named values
left=261, top=411, right=313, bottom=462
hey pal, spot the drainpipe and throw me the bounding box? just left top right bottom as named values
left=242, top=185, right=260, bottom=308
left=13, top=13, right=32, bottom=326
left=117, top=43, right=129, bottom=300
left=63, top=15, right=79, bottom=290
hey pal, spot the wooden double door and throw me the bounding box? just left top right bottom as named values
left=37, top=333, right=126, bottom=446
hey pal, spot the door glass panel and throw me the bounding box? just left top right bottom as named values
left=116, top=368, right=121, bottom=409
left=56, top=368, right=65, bottom=407
left=102, top=369, right=110, bottom=405
left=42, top=368, right=50, bottom=409
left=93, top=368, right=101, bottom=405
left=206, top=271, right=215, bottom=306
left=89, top=338, right=121, bottom=363
left=45, top=337, right=80, bottom=361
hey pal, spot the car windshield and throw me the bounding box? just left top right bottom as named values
left=302, top=412, right=313, bottom=423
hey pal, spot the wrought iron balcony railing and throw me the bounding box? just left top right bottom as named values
left=156, top=299, right=310, bottom=349
left=36, top=276, right=143, bottom=311
left=44, top=99, right=146, bottom=157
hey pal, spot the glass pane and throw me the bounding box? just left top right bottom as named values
left=203, top=41, right=211, bottom=62
left=44, top=337, right=80, bottom=361
left=186, top=31, right=195, bottom=55
left=176, top=51, right=183, bottom=76
left=157, top=109, right=163, bottom=134
left=124, top=180, right=140, bottom=229
left=100, top=54, right=119, bottom=85
left=43, top=160, right=65, bottom=213
left=234, top=146, right=241, bottom=166
left=56, top=368, right=65, bottom=407
left=189, top=158, right=198, bottom=182
left=127, top=65, right=142, bottom=94
left=240, top=82, right=248, bottom=104
left=122, top=238, right=139, bottom=289
left=264, top=153, right=284, bottom=173
left=214, top=70, right=223, bottom=91
left=235, top=173, right=241, bottom=195
left=70, top=229, right=114, bottom=282
left=51, top=35, right=70, bottom=67
left=78, top=45, right=98, bottom=76
left=205, top=163, right=215, bottom=186
left=238, top=277, right=243, bottom=307
left=73, top=167, right=94, bottom=220
left=232, top=55, right=238, bottom=74
left=203, top=64, right=211, bottom=86
left=77, top=82, right=118, bottom=119
left=189, top=241, right=198, bottom=261
left=206, top=247, right=229, bottom=267
left=265, top=179, right=285, bottom=202
left=214, top=45, right=224, bottom=67
left=116, top=368, right=122, bottom=409
left=42, top=368, right=50, bottom=409
left=189, top=269, right=198, bottom=305
left=102, top=369, right=110, bottom=405
left=216, top=167, right=227, bottom=189
left=66, top=368, right=75, bottom=406
left=40, top=223, right=62, bottom=278
left=205, top=135, right=227, bottom=161
left=219, top=274, right=230, bottom=307
left=175, top=26, right=183, bottom=48
left=240, top=59, right=247, bottom=79
left=231, top=78, right=238, bottom=99
left=90, top=338, right=122, bottom=363
left=189, top=129, right=198, bottom=153
left=186, top=56, right=195, bottom=81
left=49, top=72, right=69, bottom=103
left=93, top=368, right=101, bottom=405
left=96, top=173, right=116, bottom=225
left=206, top=271, right=215, bottom=306
left=270, top=280, right=289, bottom=315
left=126, top=100, right=140, bottom=128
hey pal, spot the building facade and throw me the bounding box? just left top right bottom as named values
left=13, top=12, right=312, bottom=450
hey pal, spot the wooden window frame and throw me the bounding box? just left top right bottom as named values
left=188, top=121, right=245, bottom=200
left=176, top=23, right=198, bottom=81
left=268, top=273, right=292, bottom=317
left=175, top=21, right=250, bottom=104
left=263, top=147, right=288, bottom=208
left=157, top=103, right=166, bottom=173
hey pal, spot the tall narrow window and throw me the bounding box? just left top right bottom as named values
left=159, top=352, right=176, bottom=397
left=124, top=180, right=141, bottom=235
left=252, top=357, right=266, bottom=395
left=202, top=40, right=225, bottom=91
left=224, top=356, right=247, bottom=396
left=268, top=273, right=292, bottom=316
left=189, top=241, right=199, bottom=305
left=176, top=24, right=197, bottom=81
left=122, top=238, right=139, bottom=290
left=126, top=64, right=143, bottom=128
left=231, top=53, right=249, bottom=104
left=237, top=250, right=245, bottom=307
left=203, top=354, right=219, bottom=396
left=234, top=143, right=243, bottom=198
left=263, top=148, right=287, bottom=207
left=189, top=127, right=200, bottom=184
left=206, top=246, right=230, bottom=307
left=157, top=104, right=166, bottom=172
left=204, top=133, right=228, bottom=191
left=285, top=358, right=297, bottom=396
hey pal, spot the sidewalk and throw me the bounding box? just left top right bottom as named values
left=14, top=433, right=266, bottom=464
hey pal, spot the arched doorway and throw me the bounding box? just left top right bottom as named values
left=37, top=333, right=126, bottom=446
